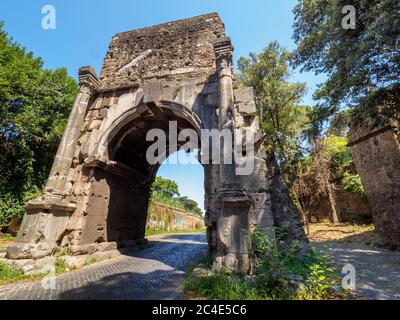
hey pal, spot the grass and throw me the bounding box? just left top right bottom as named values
left=0, top=233, right=15, bottom=253
left=185, top=231, right=350, bottom=300
left=84, top=256, right=99, bottom=266
left=55, top=257, right=69, bottom=274
left=0, top=248, right=103, bottom=286
left=0, top=233, right=15, bottom=242
left=0, top=262, right=45, bottom=286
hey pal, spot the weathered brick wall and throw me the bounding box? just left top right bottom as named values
left=349, top=118, right=400, bottom=246
left=101, top=13, right=225, bottom=88
left=146, top=202, right=204, bottom=233
left=310, top=187, right=371, bottom=223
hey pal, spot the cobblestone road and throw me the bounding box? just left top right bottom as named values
left=0, top=233, right=207, bottom=300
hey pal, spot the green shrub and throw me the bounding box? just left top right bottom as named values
left=0, top=194, right=26, bottom=229
left=195, top=221, right=204, bottom=230
left=150, top=191, right=186, bottom=210
left=0, top=187, right=41, bottom=230
left=342, top=172, right=366, bottom=201
left=55, top=257, right=68, bottom=274
left=185, top=231, right=344, bottom=300
left=0, top=262, right=25, bottom=281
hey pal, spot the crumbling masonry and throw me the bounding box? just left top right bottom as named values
left=349, top=110, right=400, bottom=247
left=7, top=13, right=307, bottom=272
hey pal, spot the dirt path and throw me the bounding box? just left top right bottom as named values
left=309, top=223, right=400, bottom=300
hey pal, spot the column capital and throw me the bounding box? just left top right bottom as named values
left=78, top=66, right=101, bottom=95
left=214, top=36, right=233, bottom=68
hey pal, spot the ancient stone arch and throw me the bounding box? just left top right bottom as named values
left=7, top=13, right=307, bottom=272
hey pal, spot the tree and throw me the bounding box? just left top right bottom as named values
left=293, top=134, right=365, bottom=224
left=293, top=0, right=400, bottom=118
left=151, top=176, right=180, bottom=198
left=293, top=139, right=340, bottom=224
left=237, top=41, right=311, bottom=184
left=150, top=177, right=203, bottom=217
left=0, top=22, right=78, bottom=229
left=179, top=196, right=198, bottom=211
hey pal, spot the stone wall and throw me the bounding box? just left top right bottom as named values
left=349, top=116, right=400, bottom=246
left=309, top=186, right=371, bottom=224
left=146, top=202, right=204, bottom=233
left=101, top=13, right=224, bottom=89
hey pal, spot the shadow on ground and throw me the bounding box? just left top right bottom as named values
left=0, top=233, right=207, bottom=300
left=312, top=235, right=400, bottom=300
left=58, top=270, right=185, bottom=300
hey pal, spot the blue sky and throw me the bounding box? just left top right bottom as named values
left=1, top=0, right=326, bottom=212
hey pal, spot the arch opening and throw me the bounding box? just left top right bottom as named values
left=148, top=150, right=205, bottom=235
left=81, top=103, right=205, bottom=248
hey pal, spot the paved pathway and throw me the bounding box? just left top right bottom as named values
left=2, top=232, right=399, bottom=300
left=0, top=233, right=207, bottom=300
left=313, top=241, right=400, bottom=300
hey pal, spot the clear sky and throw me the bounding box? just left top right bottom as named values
left=1, top=0, right=326, bottom=212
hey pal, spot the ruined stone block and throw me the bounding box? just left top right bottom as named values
left=234, top=87, right=254, bottom=104
left=238, top=101, right=257, bottom=115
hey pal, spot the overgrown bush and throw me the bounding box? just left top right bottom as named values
left=342, top=172, right=366, bottom=201
left=293, top=134, right=368, bottom=223
left=0, top=187, right=41, bottom=230
left=185, top=231, right=345, bottom=300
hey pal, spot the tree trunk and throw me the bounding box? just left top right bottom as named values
left=326, top=185, right=340, bottom=224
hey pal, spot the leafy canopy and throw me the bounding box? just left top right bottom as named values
left=151, top=176, right=180, bottom=198
left=237, top=41, right=311, bottom=182
left=150, top=176, right=203, bottom=217
left=0, top=22, right=78, bottom=227
left=293, top=0, right=400, bottom=116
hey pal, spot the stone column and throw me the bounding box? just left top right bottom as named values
left=6, top=67, right=100, bottom=260
left=214, top=37, right=236, bottom=190
left=213, top=38, right=251, bottom=272
left=44, top=66, right=101, bottom=201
